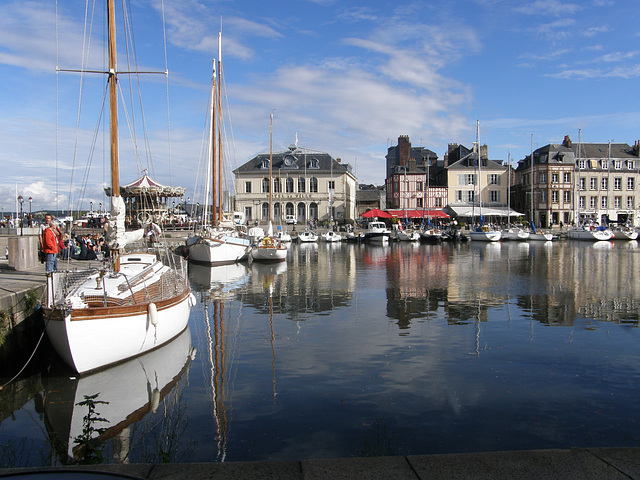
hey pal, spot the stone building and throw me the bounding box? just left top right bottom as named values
left=233, top=143, right=357, bottom=226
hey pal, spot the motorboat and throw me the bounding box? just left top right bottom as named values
left=297, top=230, right=319, bottom=243
left=363, top=221, right=391, bottom=244
left=322, top=230, right=342, bottom=242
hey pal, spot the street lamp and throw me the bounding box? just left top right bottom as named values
left=90, top=201, right=93, bottom=215
left=17, top=195, right=23, bottom=236
left=28, top=197, right=32, bottom=228
left=99, top=202, right=102, bottom=215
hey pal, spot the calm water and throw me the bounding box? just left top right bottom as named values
left=2, top=239, right=640, bottom=466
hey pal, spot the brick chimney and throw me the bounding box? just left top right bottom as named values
left=563, top=135, right=572, bottom=148
left=398, top=135, right=411, bottom=166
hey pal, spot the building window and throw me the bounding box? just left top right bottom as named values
left=579, top=178, right=585, bottom=190
left=563, top=190, right=571, bottom=203
left=602, top=178, right=608, bottom=190
left=615, top=160, right=622, bottom=170
left=488, top=174, right=500, bottom=185
left=614, top=177, right=622, bottom=190
left=552, top=173, right=559, bottom=184
left=578, top=160, right=586, bottom=169
left=417, top=198, right=423, bottom=208
left=552, top=190, right=559, bottom=203
left=563, top=172, right=571, bottom=183
left=417, top=181, right=423, bottom=191
left=590, top=178, right=598, bottom=190
left=435, top=198, right=442, bottom=207
left=298, top=177, right=306, bottom=193
left=628, top=177, right=635, bottom=190
left=490, top=190, right=500, bottom=202
left=245, top=181, right=252, bottom=194
left=628, top=197, right=635, bottom=209
left=540, top=172, right=547, bottom=183
left=590, top=197, right=597, bottom=209
left=310, top=177, right=318, bottom=193
left=328, top=180, right=335, bottom=190
left=628, top=160, right=635, bottom=170
left=456, top=190, right=475, bottom=203
left=614, top=197, right=621, bottom=209
left=458, top=174, right=476, bottom=185
left=286, top=177, right=294, bottom=193
left=262, top=178, right=270, bottom=193
left=579, top=196, right=585, bottom=209
left=601, top=196, right=608, bottom=208
left=540, top=190, right=547, bottom=203
left=273, top=179, right=281, bottom=193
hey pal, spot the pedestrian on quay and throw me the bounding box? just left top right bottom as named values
left=43, top=218, right=61, bottom=273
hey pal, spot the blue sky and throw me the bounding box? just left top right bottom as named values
left=1, top=0, right=639, bottom=213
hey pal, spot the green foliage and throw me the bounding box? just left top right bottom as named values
left=73, top=393, right=110, bottom=464
left=24, top=289, right=39, bottom=313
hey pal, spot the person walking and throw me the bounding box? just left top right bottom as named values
left=43, top=218, right=61, bottom=273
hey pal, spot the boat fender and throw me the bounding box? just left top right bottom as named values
left=148, top=302, right=159, bottom=326
left=150, top=388, right=161, bottom=413
left=188, top=293, right=196, bottom=307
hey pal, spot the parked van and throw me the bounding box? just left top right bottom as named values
left=285, top=214, right=297, bottom=224
left=233, top=212, right=246, bottom=225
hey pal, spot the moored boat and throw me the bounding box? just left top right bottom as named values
left=297, top=230, right=319, bottom=243
left=567, top=225, right=614, bottom=241
left=469, top=226, right=502, bottom=242
left=501, top=227, right=530, bottom=241
left=322, top=230, right=342, bottom=242
left=612, top=226, right=638, bottom=240
left=363, top=221, right=391, bottom=244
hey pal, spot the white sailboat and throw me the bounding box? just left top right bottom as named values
left=43, top=0, right=195, bottom=374
left=250, top=114, right=288, bottom=263
left=297, top=230, right=319, bottom=243
left=501, top=153, right=530, bottom=241
left=567, top=129, right=613, bottom=241
left=187, top=33, right=251, bottom=265
left=469, top=121, right=501, bottom=242
left=322, top=230, right=342, bottom=242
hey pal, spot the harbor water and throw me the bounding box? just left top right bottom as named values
left=2, top=239, right=640, bottom=466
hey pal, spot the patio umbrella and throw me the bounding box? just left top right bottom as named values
left=361, top=208, right=392, bottom=218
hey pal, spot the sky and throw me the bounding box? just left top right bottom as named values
left=1, top=0, right=639, bottom=214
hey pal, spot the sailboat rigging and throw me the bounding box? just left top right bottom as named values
left=44, top=0, right=194, bottom=374
left=186, top=31, right=251, bottom=265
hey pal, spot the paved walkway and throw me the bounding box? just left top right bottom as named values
left=1, top=447, right=640, bottom=479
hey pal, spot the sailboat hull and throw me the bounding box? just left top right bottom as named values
left=187, top=236, right=251, bottom=265
left=469, top=230, right=502, bottom=242
left=567, top=228, right=613, bottom=241
left=44, top=253, right=194, bottom=374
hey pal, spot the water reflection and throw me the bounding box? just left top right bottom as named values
left=42, top=327, right=195, bottom=464
left=4, top=240, right=640, bottom=465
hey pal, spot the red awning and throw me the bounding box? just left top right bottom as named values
left=361, top=208, right=393, bottom=218
left=387, top=209, right=449, bottom=219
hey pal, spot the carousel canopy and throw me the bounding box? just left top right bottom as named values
left=104, top=172, right=186, bottom=198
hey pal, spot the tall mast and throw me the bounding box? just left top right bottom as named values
left=269, top=113, right=273, bottom=223
left=530, top=133, right=534, bottom=226
left=217, top=30, right=223, bottom=225
left=477, top=120, right=482, bottom=220
left=108, top=0, right=119, bottom=197
left=211, top=59, right=217, bottom=227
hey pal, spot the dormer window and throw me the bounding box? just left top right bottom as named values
left=578, top=159, right=586, bottom=169
left=628, top=160, right=635, bottom=170
left=309, top=158, right=320, bottom=169
left=615, top=160, right=622, bottom=170
left=261, top=158, right=270, bottom=169
left=283, top=155, right=298, bottom=168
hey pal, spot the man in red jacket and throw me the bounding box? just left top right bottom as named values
left=43, top=218, right=60, bottom=273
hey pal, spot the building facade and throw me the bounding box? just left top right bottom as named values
left=233, top=144, right=357, bottom=226
left=514, top=136, right=640, bottom=228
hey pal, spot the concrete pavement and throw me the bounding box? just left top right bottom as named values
left=1, top=447, right=640, bottom=479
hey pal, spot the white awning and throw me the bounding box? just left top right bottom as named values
left=444, top=204, right=524, bottom=218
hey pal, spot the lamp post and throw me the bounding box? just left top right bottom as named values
left=28, top=197, right=32, bottom=228
left=90, top=201, right=93, bottom=215
left=17, top=195, right=23, bottom=236
left=99, top=202, right=102, bottom=215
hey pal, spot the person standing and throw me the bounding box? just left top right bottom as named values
left=43, top=219, right=61, bottom=273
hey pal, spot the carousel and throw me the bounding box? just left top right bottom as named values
left=104, top=170, right=187, bottom=227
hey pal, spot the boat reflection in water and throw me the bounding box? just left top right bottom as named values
left=42, top=327, right=195, bottom=464
left=189, top=262, right=250, bottom=298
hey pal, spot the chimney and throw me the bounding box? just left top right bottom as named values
left=408, top=157, right=416, bottom=172
left=336, top=157, right=341, bottom=163
left=398, top=135, right=411, bottom=166
left=563, top=135, right=572, bottom=148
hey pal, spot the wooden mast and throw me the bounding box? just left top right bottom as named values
left=211, top=59, right=217, bottom=228
left=108, top=0, right=119, bottom=198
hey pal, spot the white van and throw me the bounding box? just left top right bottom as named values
left=233, top=212, right=246, bottom=225
left=285, top=214, right=297, bottom=224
